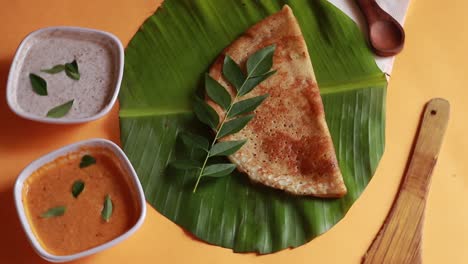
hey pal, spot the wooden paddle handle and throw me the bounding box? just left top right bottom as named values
left=362, top=98, right=450, bottom=264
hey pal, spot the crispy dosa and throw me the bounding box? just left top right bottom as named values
left=207, top=5, right=347, bottom=198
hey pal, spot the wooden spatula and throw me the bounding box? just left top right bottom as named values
left=362, top=98, right=450, bottom=264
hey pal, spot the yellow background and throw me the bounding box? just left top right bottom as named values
left=0, top=0, right=466, bottom=263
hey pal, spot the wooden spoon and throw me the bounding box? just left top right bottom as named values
left=362, top=98, right=450, bottom=263
left=355, top=0, right=405, bottom=57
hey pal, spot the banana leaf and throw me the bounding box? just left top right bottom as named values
left=119, top=0, right=387, bottom=253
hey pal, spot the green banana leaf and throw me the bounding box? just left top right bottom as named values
left=119, top=0, right=387, bottom=253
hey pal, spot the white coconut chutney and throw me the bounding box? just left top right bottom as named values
left=11, top=29, right=120, bottom=119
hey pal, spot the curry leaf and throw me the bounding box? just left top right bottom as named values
left=169, top=160, right=200, bottom=169
left=209, top=140, right=247, bottom=157
left=71, top=180, right=85, bottom=198
left=193, top=96, right=219, bottom=129
left=46, top=99, right=74, bottom=118
left=79, top=154, right=96, bottom=168
left=228, top=94, right=269, bottom=118
left=223, top=56, right=245, bottom=91
left=101, top=195, right=113, bottom=222
left=29, top=73, right=48, bottom=96
left=246, top=45, right=276, bottom=77
left=41, top=206, right=66, bottom=218
left=202, top=164, right=237, bottom=177
left=218, top=115, right=254, bottom=138
left=180, top=132, right=209, bottom=151
left=239, top=70, right=276, bottom=96
left=41, top=64, right=65, bottom=74
left=205, top=74, right=231, bottom=110
left=65, top=60, right=80, bottom=80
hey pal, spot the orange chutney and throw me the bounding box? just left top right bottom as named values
left=22, top=147, right=140, bottom=255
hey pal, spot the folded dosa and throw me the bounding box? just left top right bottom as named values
left=208, top=5, right=347, bottom=198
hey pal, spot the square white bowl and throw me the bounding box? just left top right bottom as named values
left=6, top=26, right=124, bottom=124
left=14, top=138, right=146, bottom=262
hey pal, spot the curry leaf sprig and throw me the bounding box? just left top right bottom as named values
left=170, top=45, right=276, bottom=193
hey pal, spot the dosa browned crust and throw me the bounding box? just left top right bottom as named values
left=207, top=5, right=347, bottom=198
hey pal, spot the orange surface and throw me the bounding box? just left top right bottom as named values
left=0, top=0, right=466, bottom=263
